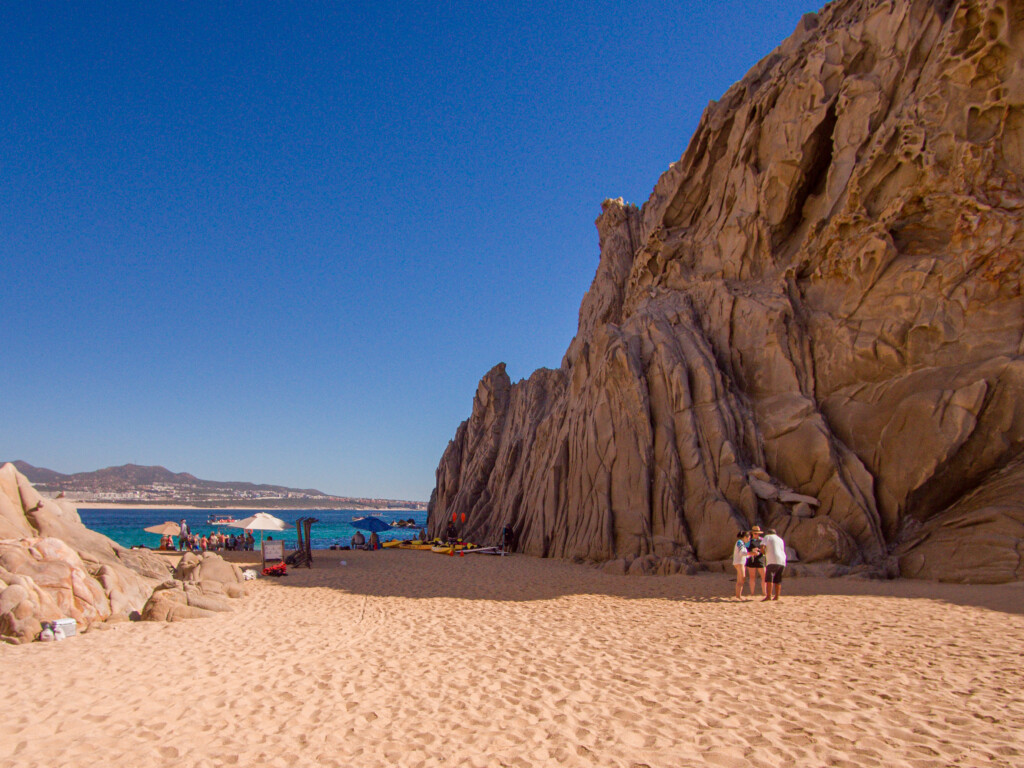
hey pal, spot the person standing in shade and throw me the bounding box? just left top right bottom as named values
left=761, top=528, right=787, bottom=602
left=746, top=525, right=767, bottom=598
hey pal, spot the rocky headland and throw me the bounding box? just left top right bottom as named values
left=0, top=462, right=247, bottom=643
left=428, top=0, right=1024, bottom=583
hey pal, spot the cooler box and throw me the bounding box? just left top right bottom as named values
left=53, top=618, right=77, bottom=637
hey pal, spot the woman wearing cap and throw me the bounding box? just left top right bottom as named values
left=732, top=531, right=752, bottom=599
left=746, top=525, right=767, bottom=598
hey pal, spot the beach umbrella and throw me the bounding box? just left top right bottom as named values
left=230, top=512, right=287, bottom=532
left=229, top=512, right=287, bottom=547
left=351, top=516, right=390, bottom=533
left=144, top=521, right=181, bottom=536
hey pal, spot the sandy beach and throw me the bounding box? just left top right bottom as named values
left=2, top=551, right=1022, bottom=768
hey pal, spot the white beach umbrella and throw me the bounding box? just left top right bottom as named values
left=230, top=512, right=287, bottom=532
left=229, top=512, right=288, bottom=548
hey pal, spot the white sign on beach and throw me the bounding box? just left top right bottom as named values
left=263, top=540, right=284, bottom=560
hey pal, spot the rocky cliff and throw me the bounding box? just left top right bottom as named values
left=428, top=0, right=1024, bottom=583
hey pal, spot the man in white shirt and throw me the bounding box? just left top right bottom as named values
left=760, top=528, right=787, bottom=602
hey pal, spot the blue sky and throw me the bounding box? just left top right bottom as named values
left=2, top=1, right=820, bottom=500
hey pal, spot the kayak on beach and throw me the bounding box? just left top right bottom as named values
left=431, top=542, right=479, bottom=554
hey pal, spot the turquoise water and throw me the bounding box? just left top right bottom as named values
left=79, top=508, right=429, bottom=550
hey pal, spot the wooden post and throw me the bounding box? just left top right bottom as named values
left=295, top=517, right=305, bottom=563
left=303, top=518, right=317, bottom=567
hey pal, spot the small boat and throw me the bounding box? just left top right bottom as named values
left=207, top=514, right=240, bottom=526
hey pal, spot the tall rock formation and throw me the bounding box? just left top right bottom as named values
left=429, top=0, right=1024, bottom=583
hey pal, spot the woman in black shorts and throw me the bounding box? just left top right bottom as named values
left=746, top=525, right=766, bottom=598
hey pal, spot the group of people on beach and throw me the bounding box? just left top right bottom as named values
left=165, top=520, right=255, bottom=553
left=732, top=525, right=787, bottom=601
left=178, top=530, right=255, bottom=552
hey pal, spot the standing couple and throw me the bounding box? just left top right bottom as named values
left=732, top=525, right=786, bottom=601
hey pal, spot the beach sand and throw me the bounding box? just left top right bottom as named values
left=2, top=551, right=1022, bottom=768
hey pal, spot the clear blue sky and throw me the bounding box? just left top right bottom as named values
left=2, top=1, right=820, bottom=500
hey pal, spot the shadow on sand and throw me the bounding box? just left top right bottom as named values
left=219, top=548, right=1024, bottom=616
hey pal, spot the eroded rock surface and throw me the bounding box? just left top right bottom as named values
left=0, top=463, right=249, bottom=641
left=0, top=463, right=175, bottom=642
left=429, top=0, right=1024, bottom=583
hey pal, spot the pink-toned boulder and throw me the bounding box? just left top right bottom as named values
left=0, top=464, right=252, bottom=639
left=0, top=463, right=177, bottom=642
left=140, top=582, right=218, bottom=622
left=0, top=537, right=112, bottom=630
left=173, top=551, right=244, bottom=585
left=140, top=552, right=247, bottom=623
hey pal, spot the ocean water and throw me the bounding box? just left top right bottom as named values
left=78, top=508, right=429, bottom=550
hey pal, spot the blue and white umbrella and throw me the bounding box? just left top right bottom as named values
left=351, top=516, right=390, bottom=533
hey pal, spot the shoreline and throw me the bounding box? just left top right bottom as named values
left=73, top=501, right=425, bottom=512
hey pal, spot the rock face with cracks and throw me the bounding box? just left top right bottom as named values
left=0, top=462, right=175, bottom=642
left=429, top=0, right=1024, bottom=583
left=0, top=463, right=247, bottom=642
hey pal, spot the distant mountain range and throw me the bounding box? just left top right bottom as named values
left=6, top=461, right=426, bottom=510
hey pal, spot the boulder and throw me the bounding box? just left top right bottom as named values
left=182, top=583, right=235, bottom=613
left=173, top=551, right=243, bottom=585
left=141, top=583, right=217, bottom=622
left=627, top=555, right=658, bottom=576
left=601, top=559, right=628, bottom=576
left=748, top=478, right=779, bottom=501
left=791, top=502, right=816, bottom=519
left=137, top=554, right=247, bottom=622
left=778, top=492, right=820, bottom=507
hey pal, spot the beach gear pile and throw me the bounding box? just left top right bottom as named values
left=380, top=539, right=506, bottom=556
left=262, top=562, right=287, bottom=577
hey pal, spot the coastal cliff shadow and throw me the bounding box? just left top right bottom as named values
left=228, top=550, right=1024, bottom=616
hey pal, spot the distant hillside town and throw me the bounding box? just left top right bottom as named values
left=8, top=461, right=427, bottom=510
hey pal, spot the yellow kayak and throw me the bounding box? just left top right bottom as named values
left=383, top=539, right=439, bottom=551
left=432, top=542, right=477, bottom=554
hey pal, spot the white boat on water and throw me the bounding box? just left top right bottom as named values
left=207, top=514, right=241, bottom=526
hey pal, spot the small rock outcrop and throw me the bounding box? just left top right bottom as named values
left=0, top=462, right=173, bottom=642
left=0, top=463, right=249, bottom=641
left=139, top=550, right=248, bottom=621
left=429, top=0, right=1024, bottom=583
